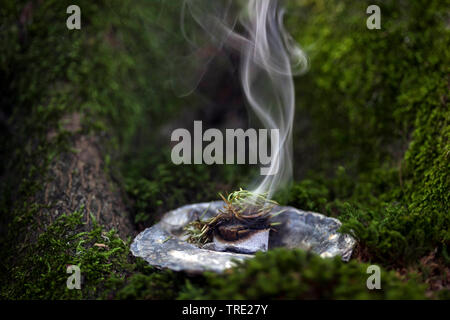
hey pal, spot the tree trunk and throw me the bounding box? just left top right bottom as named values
left=35, top=113, right=134, bottom=239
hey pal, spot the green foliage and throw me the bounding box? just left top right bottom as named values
left=287, top=179, right=330, bottom=212
left=1, top=210, right=132, bottom=299
left=116, top=272, right=181, bottom=300
left=179, top=248, right=427, bottom=299
left=123, top=153, right=221, bottom=226
left=0, top=209, right=184, bottom=300
left=281, top=0, right=449, bottom=269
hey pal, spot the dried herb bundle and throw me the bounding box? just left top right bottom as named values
left=184, top=189, right=283, bottom=245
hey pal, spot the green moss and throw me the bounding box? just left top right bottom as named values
left=1, top=210, right=129, bottom=299
left=286, top=179, right=330, bottom=213
left=124, top=153, right=221, bottom=226
left=179, top=248, right=427, bottom=299
left=280, top=0, right=449, bottom=270
left=0, top=208, right=185, bottom=300
left=116, top=272, right=182, bottom=300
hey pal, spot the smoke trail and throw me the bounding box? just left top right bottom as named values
left=181, top=0, right=308, bottom=198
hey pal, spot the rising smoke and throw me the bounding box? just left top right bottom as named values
left=180, top=0, right=308, bottom=198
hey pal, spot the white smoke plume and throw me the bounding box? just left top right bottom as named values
left=181, top=0, right=308, bottom=198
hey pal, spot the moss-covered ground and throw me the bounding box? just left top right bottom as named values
left=0, top=0, right=448, bottom=299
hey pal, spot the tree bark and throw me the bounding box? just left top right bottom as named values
left=36, top=113, right=134, bottom=239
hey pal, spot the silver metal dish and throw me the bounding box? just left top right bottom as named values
left=130, top=201, right=356, bottom=274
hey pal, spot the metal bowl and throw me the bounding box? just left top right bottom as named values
left=130, top=201, right=356, bottom=274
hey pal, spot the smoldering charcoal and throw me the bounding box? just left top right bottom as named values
left=131, top=201, right=356, bottom=273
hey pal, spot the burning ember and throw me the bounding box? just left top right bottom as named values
left=184, top=190, right=282, bottom=253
